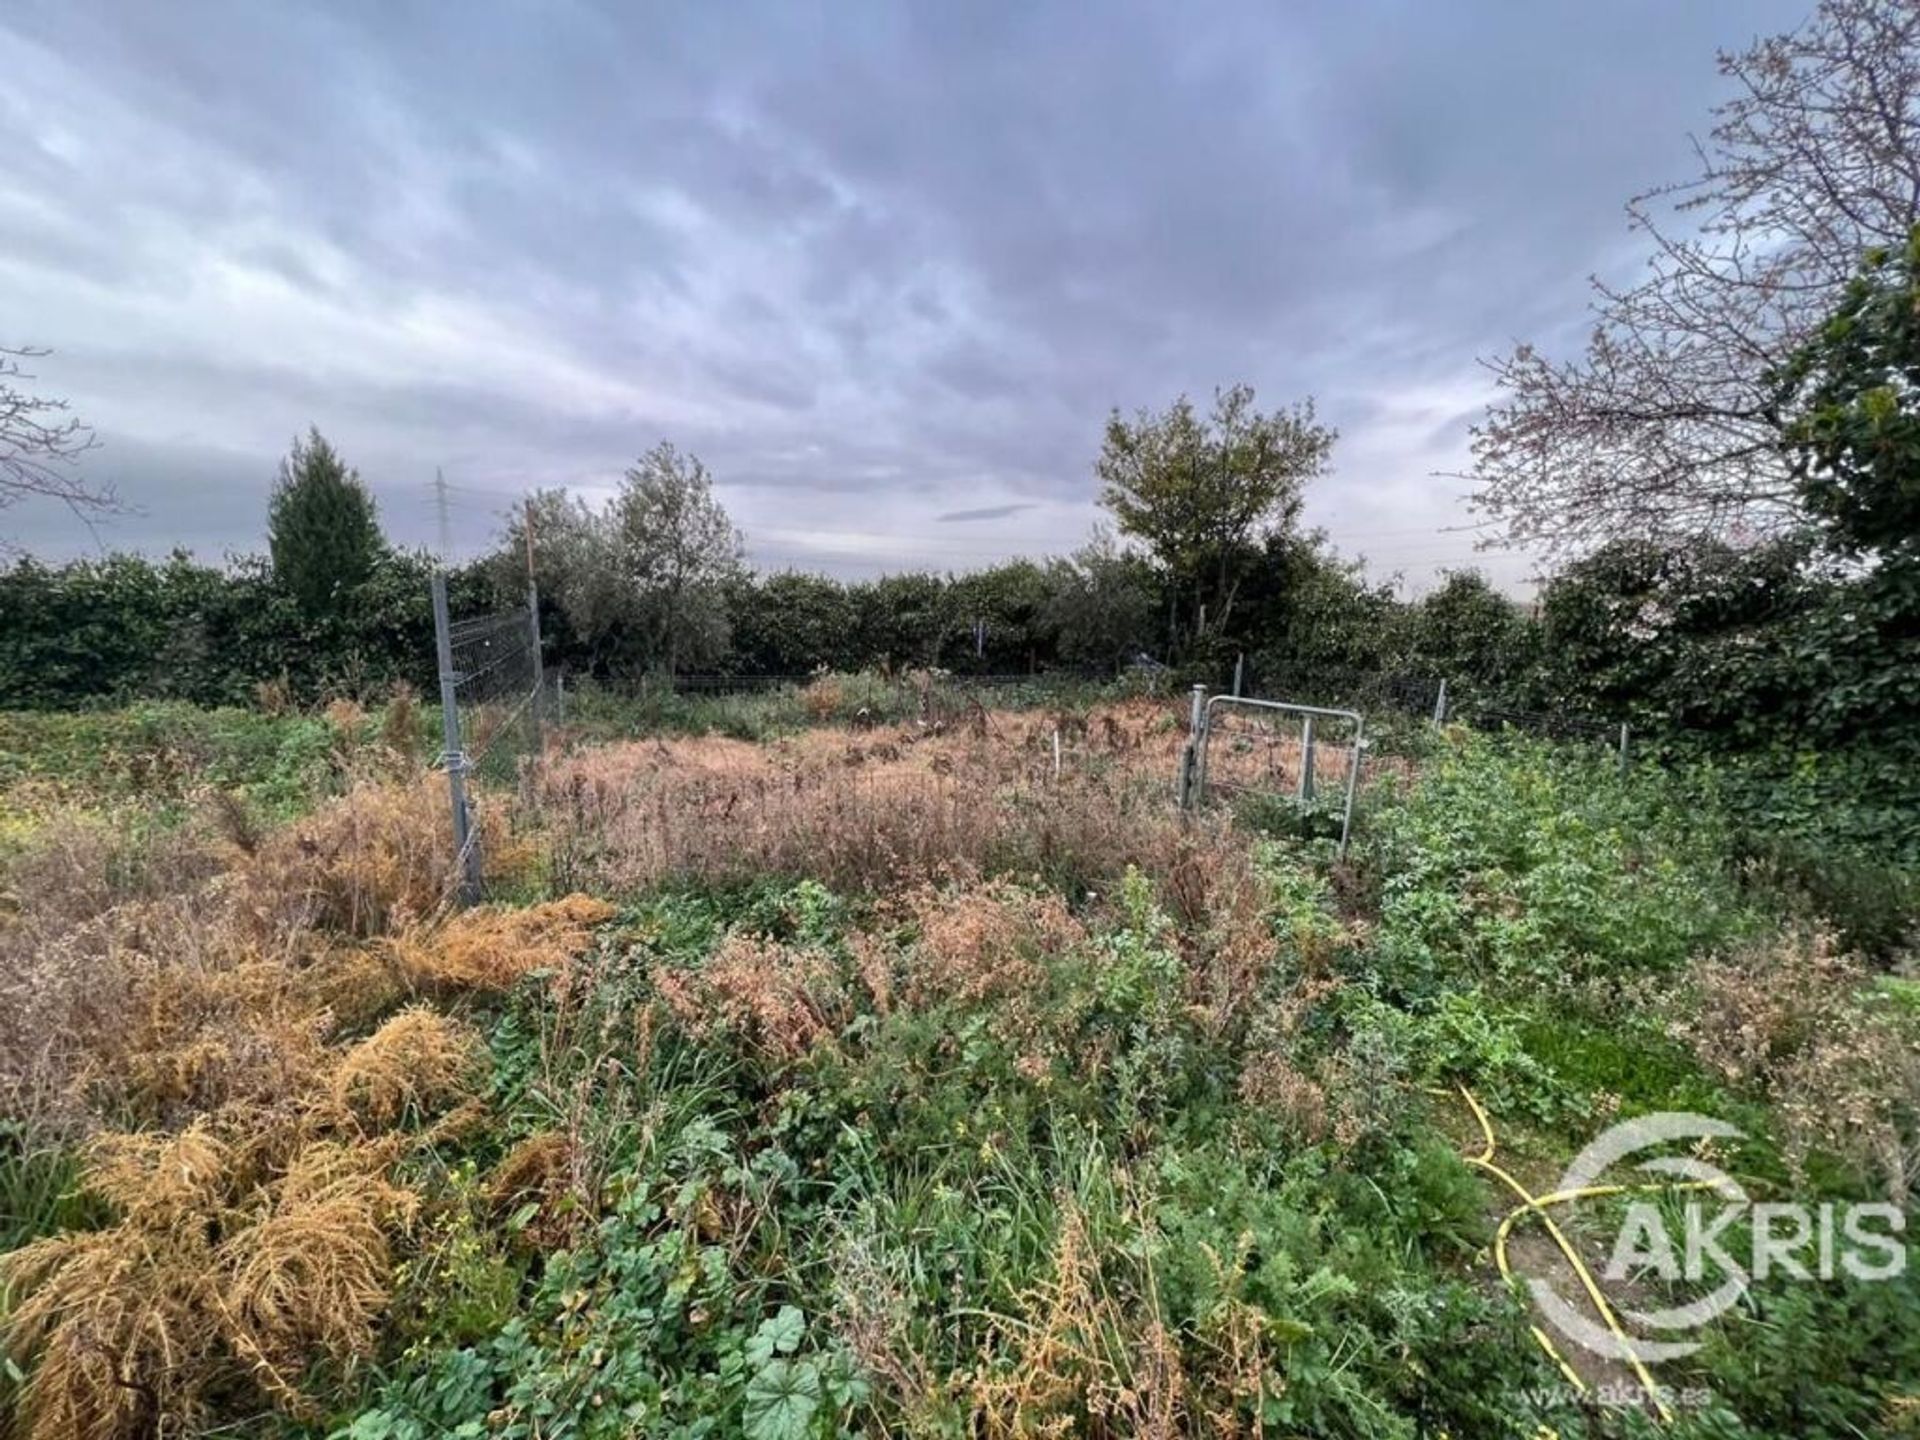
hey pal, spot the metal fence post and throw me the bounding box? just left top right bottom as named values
left=1618, top=722, right=1630, bottom=777
left=1432, top=677, right=1449, bottom=726
left=431, top=573, right=483, bottom=903
left=1297, top=714, right=1317, bottom=802
left=1337, top=719, right=1364, bottom=860
left=525, top=578, right=546, bottom=751
left=1178, top=683, right=1207, bottom=810
left=1232, top=652, right=1244, bottom=698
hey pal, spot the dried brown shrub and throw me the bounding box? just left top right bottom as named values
left=2, top=1124, right=424, bottom=1440
left=3, top=1215, right=220, bottom=1440
left=1675, top=928, right=1920, bottom=1196
left=656, top=933, right=851, bottom=1064
left=324, top=697, right=367, bottom=747
left=384, top=892, right=616, bottom=992
left=115, top=960, right=340, bottom=1125
left=1237, top=1051, right=1330, bottom=1142
left=899, top=880, right=1084, bottom=1012
left=220, top=1142, right=417, bottom=1398
left=328, top=1006, right=483, bottom=1129
left=234, top=776, right=512, bottom=939
left=85, top=1122, right=233, bottom=1224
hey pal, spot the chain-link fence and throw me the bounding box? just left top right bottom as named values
left=430, top=573, right=545, bottom=901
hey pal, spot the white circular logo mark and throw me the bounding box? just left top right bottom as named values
left=1531, top=1112, right=1748, bottom=1363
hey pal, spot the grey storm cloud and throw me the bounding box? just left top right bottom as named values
left=0, top=0, right=1808, bottom=587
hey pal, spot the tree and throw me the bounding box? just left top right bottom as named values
left=489, top=488, right=623, bottom=670
left=1040, top=531, right=1160, bottom=671
left=267, top=428, right=386, bottom=612
left=1772, top=229, right=1920, bottom=564
left=0, top=346, right=108, bottom=545
left=1473, top=0, right=1920, bottom=556
left=611, top=442, right=745, bottom=674
left=1242, top=534, right=1406, bottom=694
left=1097, top=384, right=1334, bottom=653
left=848, top=572, right=948, bottom=670
left=1407, top=570, right=1537, bottom=700
left=726, top=571, right=863, bottom=675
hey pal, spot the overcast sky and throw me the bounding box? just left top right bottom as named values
left=0, top=0, right=1810, bottom=591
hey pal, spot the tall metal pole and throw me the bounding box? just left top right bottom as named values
left=432, top=573, right=483, bottom=903
left=523, top=498, right=546, bottom=747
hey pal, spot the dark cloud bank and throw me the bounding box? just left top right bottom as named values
left=0, top=0, right=1808, bottom=590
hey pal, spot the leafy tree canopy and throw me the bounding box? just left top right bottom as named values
left=1097, top=383, right=1334, bottom=651
left=1773, top=227, right=1920, bottom=565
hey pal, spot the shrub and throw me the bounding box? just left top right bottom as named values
left=1674, top=928, right=1920, bottom=1196
left=235, top=775, right=515, bottom=940
left=328, top=1007, right=484, bottom=1130
left=383, top=893, right=616, bottom=992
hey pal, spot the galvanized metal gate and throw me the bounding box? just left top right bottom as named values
left=1176, top=685, right=1366, bottom=856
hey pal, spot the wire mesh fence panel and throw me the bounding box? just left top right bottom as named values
left=1238, top=663, right=1628, bottom=764
left=445, top=606, right=545, bottom=783
left=1458, top=704, right=1617, bottom=743
left=430, top=572, right=546, bottom=902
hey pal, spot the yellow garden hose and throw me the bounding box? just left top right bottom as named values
left=1446, top=1084, right=1735, bottom=1426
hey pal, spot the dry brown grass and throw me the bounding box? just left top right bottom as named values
left=0, top=699, right=1276, bottom=1438
left=956, top=1196, right=1279, bottom=1440
left=1, top=1117, right=432, bottom=1439
left=0, top=746, right=606, bottom=1437
left=963, top=1203, right=1185, bottom=1440
left=532, top=702, right=1189, bottom=898
left=1, top=766, right=545, bottom=1138
left=384, top=892, right=616, bottom=993
left=328, top=1007, right=484, bottom=1130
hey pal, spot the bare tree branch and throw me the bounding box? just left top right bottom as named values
left=0, top=345, right=111, bottom=549
left=1471, top=0, right=1920, bottom=557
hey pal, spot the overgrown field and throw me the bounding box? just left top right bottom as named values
left=1, top=699, right=1915, bottom=1439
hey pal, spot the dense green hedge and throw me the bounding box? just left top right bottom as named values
left=7, top=534, right=1915, bottom=781
left=0, top=551, right=491, bottom=710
